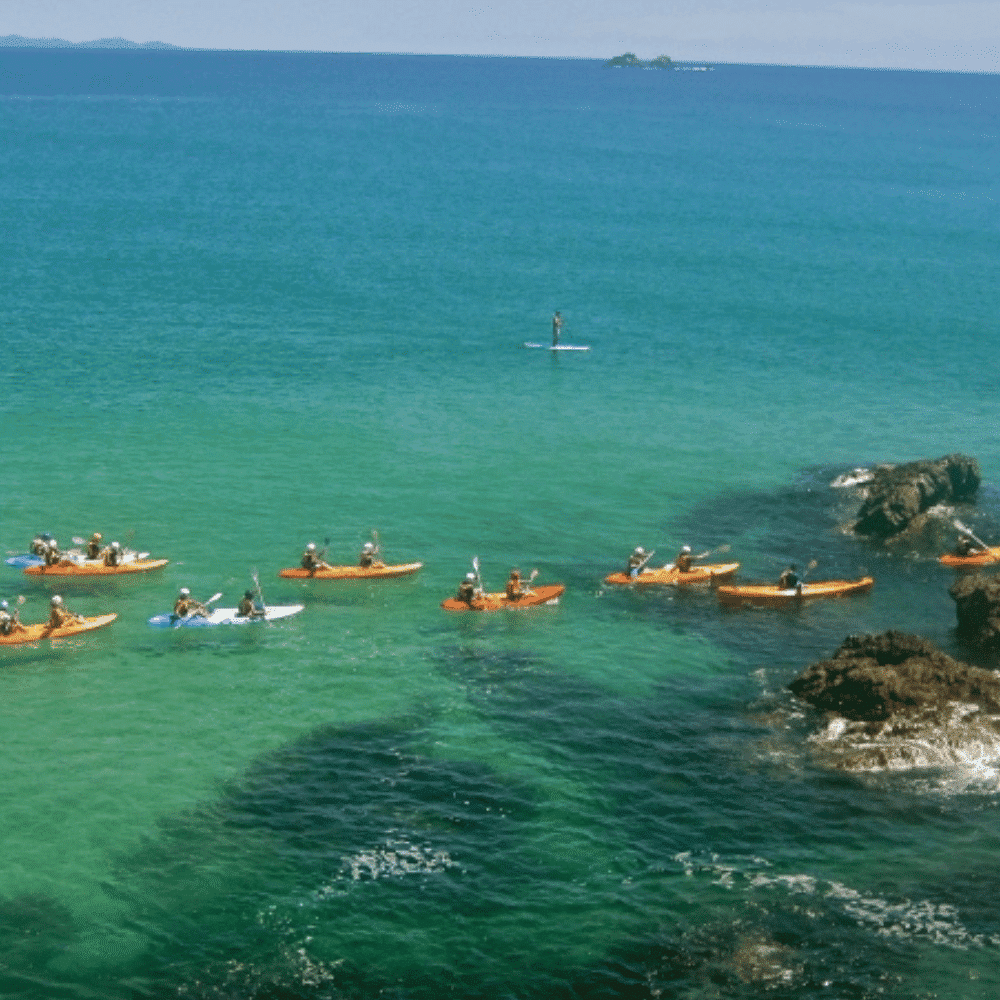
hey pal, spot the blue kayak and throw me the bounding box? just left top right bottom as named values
left=6, top=554, right=43, bottom=568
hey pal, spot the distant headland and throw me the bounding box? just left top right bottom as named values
left=0, top=35, right=178, bottom=49
left=604, top=53, right=673, bottom=69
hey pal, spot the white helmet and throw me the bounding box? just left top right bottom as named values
left=179, top=588, right=190, bottom=597
left=112, top=541, right=121, bottom=550
left=363, top=542, right=375, bottom=552
left=466, top=573, right=476, bottom=581
left=682, top=546, right=691, bottom=554
left=51, top=595, right=63, bottom=606
left=634, top=547, right=645, bottom=556
left=306, top=542, right=316, bottom=551
left=0, top=600, right=7, bottom=610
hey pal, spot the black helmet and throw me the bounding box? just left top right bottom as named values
left=244, top=590, right=254, bottom=599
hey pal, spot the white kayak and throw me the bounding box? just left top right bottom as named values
left=524, top=342, right=590, bottom=351
left=148, top=605, right=304, bottom=628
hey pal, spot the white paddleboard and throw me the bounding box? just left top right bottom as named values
left=148, top=605, right=304, bottom=628
left=523, top=342, right=590, bottom=351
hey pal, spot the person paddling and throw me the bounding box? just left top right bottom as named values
left=359, top=541, right=384, bottom=569
left=301, top=542, right=332, bottom=573
left=48, top=595, right=83, bottom=629
left=173, top=588, right=208, bottom=620
left=103, top=541, right=123, bottom=567
left=552, top=310, right=563, bottom=346
left=457, top=573, right=480, bottom=606
left=86, top=533, right=103, bottom=559
left=955, top=532, right=985, bottom=557
left=237, top=590, right=266, bottom=619
left=43, top=539, right=64, bottom=567
left=627, top=547, right=654, bottom=578
left=505, top=569, right=525, bottom=601
left=778, top=564, right=802, bottom=592
left=30, top=534, right=53, bottom=556
left=674, top=545, right=694, bottom=572
left=0, top=600, right=24, bottom=636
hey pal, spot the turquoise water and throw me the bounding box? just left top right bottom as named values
left=1, top=51, right=999, bottom=998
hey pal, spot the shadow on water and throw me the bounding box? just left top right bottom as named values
left=36, top=642, right=990, bottom=999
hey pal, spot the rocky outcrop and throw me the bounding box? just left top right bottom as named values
left=788, top=631, right=1000, bottom=773
left=950, top=574, right=1000, bottom=650
left=788, top=630, right=1000, bottom=722
left=853, top=454, right=980, bottom=538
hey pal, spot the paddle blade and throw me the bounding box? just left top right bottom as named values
left=206, top=592, right=223, bottom=605
left=72, top=536, right=86, bottom=546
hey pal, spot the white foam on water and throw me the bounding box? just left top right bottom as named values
left=672, top=851, right=1000, bottom=951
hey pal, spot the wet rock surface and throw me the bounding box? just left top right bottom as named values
left=950, top=573, right=1000, bottom=650
left=788, top=631, right=1000, bottom=772
left=853, top=453, right=980, bottom=538
left=789, top=630, right=1000, bottom=722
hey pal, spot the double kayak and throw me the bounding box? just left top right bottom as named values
left=278, top=562, right=423, bottom=580
left=148, top=605, right=304, bottom=628
left=604, top=562, right=740, bottom=587
left=441, top=584, right=565, bottom=611
left=24, top=558, right=168, bottom=577
left=0, top=613, right=117, bottom=645
left=716, top=578, right=875, bottom=607
left=938, top=547, right=1000, bottom=567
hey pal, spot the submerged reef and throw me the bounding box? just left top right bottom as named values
left=853, top=453, right=980, bottom=539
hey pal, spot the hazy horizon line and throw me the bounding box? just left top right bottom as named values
left=0, top=35, right=994, bottom=75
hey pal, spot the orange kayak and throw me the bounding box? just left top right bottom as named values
left=0, top=613, right=117, bottom=645
left=938, top=547, right=1000, bottom=567
left=716, top=577, right=874, bottom=607
left=24, top=559, right=168, bottom=577
left=441, top=584, right=565, bottom=611
left=278, top=562, right=423, bottom=580
left=604, top=562, right=739, bottom=586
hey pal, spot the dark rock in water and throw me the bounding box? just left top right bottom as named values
left=789, top=630, right=1000, bottom=722
left=853, top=453, right=980, bottom=538
left=950, top=573, right=1000, bottom=650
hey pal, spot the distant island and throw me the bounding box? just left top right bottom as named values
left=0, top=35, right=178, bottom=49
left=604, top=53, right=673, bottom=69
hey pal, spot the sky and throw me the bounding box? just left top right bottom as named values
left=1, top=0, right=998, bottom=72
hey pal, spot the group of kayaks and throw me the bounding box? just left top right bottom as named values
left=2, top=530, right=995, bottom=646
left=603, top=559, right=876, bottom=608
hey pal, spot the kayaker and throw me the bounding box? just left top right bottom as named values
left=457, top=573, right=479, bottom=606
left=552, top=310, right=563, bottom=346
left=358, top=541, right=383, bottom=569
left=43, top=539, right=64, bottom=566
left=0, top=600, right=24, bottom=636
left=173, top=588, right=207, bottom=619
left=627, top=547, right=651, bottom=578
left=674, top=546, right=694, bottom=572
left=31, top=533, right=54, bottom=556
left=237, top=590, right=266, bottom=619
left=778, top=565, right=801, bottom=591
left=505, top=569, right=524, bottom=601
left=103, top=541, right=122, bottom=567
left=86, top=533, right=103, bottom=559
left=48, top=595, right=83, bottom=629
left=955, top=533, right=984, bottom=557
left=301, top=542, right=332, bottom=573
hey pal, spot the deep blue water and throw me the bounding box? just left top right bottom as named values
left=0, top=49, right=999, bottom=999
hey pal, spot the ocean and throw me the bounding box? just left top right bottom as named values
left=0, top=49, right=999, bottom=999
